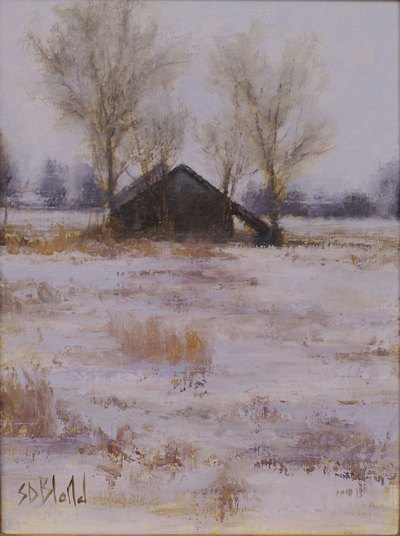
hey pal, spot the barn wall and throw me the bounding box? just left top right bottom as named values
left=168, top=170, right=233, bottom=236
left=115, top=170, right=233, bottom=238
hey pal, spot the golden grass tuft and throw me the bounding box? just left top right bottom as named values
left=3, top=224, right=160, bottom=258
left=5, top=225, right=74, bottom=255
left=0, top=367, right=56, bottom=437
left=107, top=312, right=212, bottom=366
left=2, top=223, right=238, bottom=259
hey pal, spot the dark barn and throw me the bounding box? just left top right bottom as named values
left=112, top=164, right=271, bottom=242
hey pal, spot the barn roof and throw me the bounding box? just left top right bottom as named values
left=112, top=164, right=165, bottom=210
left=113, top=164, right=270, bottom=236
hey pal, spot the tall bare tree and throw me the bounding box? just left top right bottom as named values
left=198, top=107, right=252, bottom=230
left=27, top=0, right=186, bottom=210
left=129, top=97, right=188, bottom=231
left=208, top=28, right=334, bottom=242
left=134, top=98, right=188, bottom=178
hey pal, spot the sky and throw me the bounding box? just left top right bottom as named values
left=0, top=0, right=399, bottom=197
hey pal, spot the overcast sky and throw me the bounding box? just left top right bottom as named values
left=0, top=0, right=398, bottom=196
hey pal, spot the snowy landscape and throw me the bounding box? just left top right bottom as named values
left=1, top=0, right=399, bottom=534
left=1, top=212, right=398, bottom=534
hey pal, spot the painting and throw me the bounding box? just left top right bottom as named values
left=0, top=1, right=398, bottom=534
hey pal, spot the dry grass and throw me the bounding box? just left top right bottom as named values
left=5, top=226, right=78, bottom=255
left=3, top=224, right=233, bottom=259
left=205, top=474, right=247, bottom=522
left=335, top=346, right=395, bottom=364
left=1, top=279, right=23, bottom=313
left=3, top=225, right=158, bottom=258
left=295, top=421, right=378, bottom=481
left=171, top=238, right=235, bottom=259
left=283, top=232, right=399, bottom=265
left=123, top=238, right=158, bottom=256
left=240, top=395, right=282, bottom=424
left=0, top=367, right=56, bottom=437
left=1, top=278, right=62, bottom=314
left=82, top=425, right=199, bottom=491
left=144, top=443, right=183, bottom=472
left=107, top=312, right=212, bottom=366
left=55, top=400, right=91, bottom=436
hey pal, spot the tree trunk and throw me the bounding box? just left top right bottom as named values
left=267, top=184, right=280, bottom=228
left=221, top=180, right=233, bottom=237
left=4, top=202, right=8, bottom=228
left=106, top=137, right=114, bottom=212
left=266, top=166, right=283, bottom=245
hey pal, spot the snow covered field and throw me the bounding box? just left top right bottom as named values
left=1, top=213, right=399, bottom=534
left=1, top=208, right=107, bottom=237
left=2, top=208, right=399, bottom=240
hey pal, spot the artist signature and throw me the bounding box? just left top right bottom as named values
left=18, top=474, right=87, bottom=506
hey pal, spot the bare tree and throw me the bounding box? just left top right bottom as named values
left=134, top=98, right=187, bottom=176
left=27, top=0, right=186, bottom=211
left=208, top=28, right=334, bottom=242
left=130, top=97, right=188, bottom=231
left=197, top=106, right=252, bottom=231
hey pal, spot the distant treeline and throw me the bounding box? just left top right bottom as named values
left=37, top=159, right=105, bottom=209
left=243, top=159, right=400, bottom=219
left=3, top=151, right=399, bottom=219
left=7, top=158, right=105, bottom=209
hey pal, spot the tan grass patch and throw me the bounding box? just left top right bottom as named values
left=205, top=474, right=247, bottom=522
left=107, top=312, right=212, bottom=366
left=0, top=367, right=56, bottom=437
left=3, top=224, right=239, bottom=259
left=3, top=225, right=159, bottom=258
left=5, top=226, right=75, bottom=255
